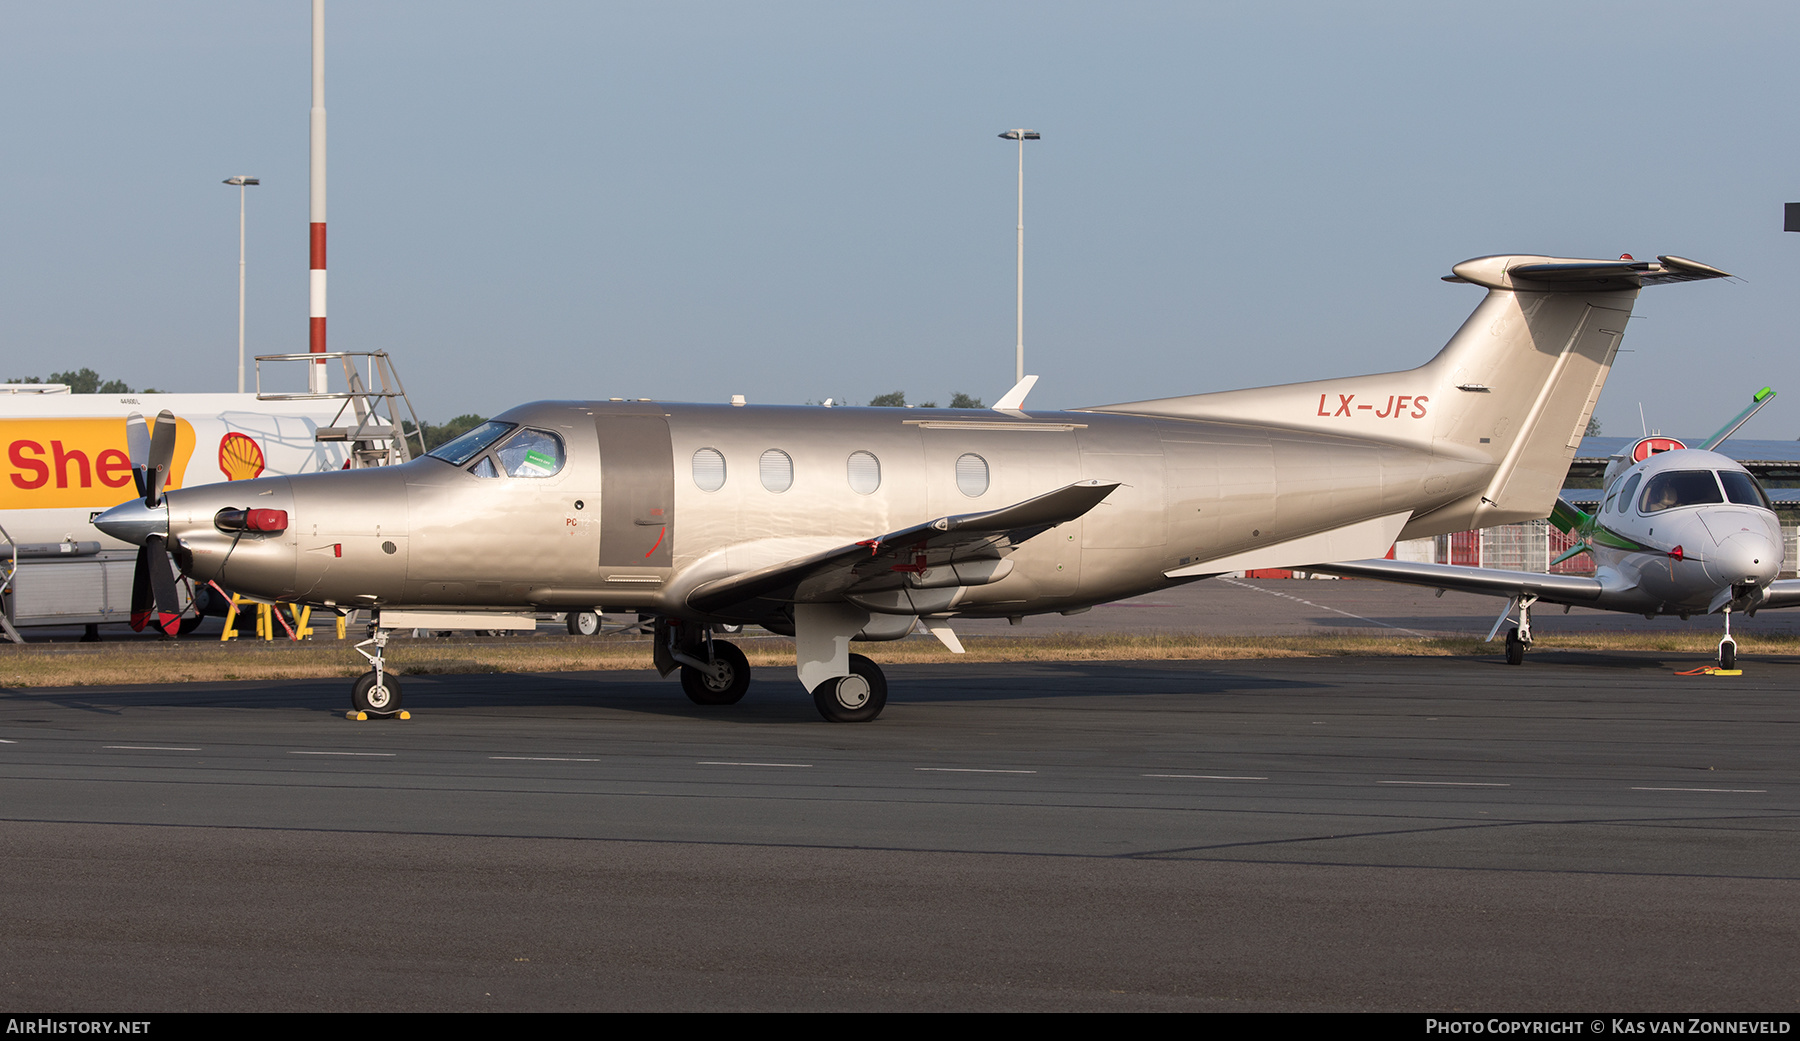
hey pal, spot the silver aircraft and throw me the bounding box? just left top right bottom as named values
left=1312, top=395, right=1798, bottom=669
left=97, top=252, right=1729, bottom=720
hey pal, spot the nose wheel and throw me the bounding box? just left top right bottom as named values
left=350, top=625, right=404, bottom=716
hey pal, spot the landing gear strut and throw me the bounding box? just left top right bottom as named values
left=1719, top=607, right=1737, bottom=670
left=351, top=624, right=403, bottom=715
left=1495, top=594, right=1536, bottom=666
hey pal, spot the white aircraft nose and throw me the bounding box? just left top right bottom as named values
left=1714, top=530, right=1780, bottom=587
left=93, top=497, right=168, bottom=547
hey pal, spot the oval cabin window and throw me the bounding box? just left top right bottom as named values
left=760, top=449, right=794, bottom=493
left=846, top=451, right=880, bottom=495
left=955, top=453, right=989, bottom=497
left=692, top=448, right=726, bottom=492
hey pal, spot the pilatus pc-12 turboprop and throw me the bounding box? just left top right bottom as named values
left=96, top=252, right=1728, bottom=721
left=1313, top=389, right=1798, bottom=670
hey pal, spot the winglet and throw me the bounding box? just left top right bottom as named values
left=992, top=375, right=1038, bottom=412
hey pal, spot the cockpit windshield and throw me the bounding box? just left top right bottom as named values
left=427, top=421, right=516, bottom=466
left=1638, top=470, right=1724, bottom=514
left=1719, top=470, right=1774, bottom=510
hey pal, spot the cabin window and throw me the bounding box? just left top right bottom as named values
left=429, top=421, right=515, bottom=466
left=1639, top=470, right=1723, bottom=514
left=496, top=428, right=565, bottom=478
left=847, top=451, right=880, bottom=495
left=692, top=448, right=726, bottom=492
left=1719, top=470, right=1773, bottom=510
left=955, top=453, right=989, bottom=497
left=760, top=449, right=794, bottom=493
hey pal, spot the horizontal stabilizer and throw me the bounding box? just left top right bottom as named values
left=1548, top=498, right=1589, bottom=535
left=1164, top=512, right=1412, bottom=578
left=1306, top=558, right=1605, bottom=603
left=687, top=479, right=1119, bottom=613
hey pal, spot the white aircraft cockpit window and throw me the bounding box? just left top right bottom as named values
left=496, top=428, right=566, bottom=478
left=429, top=420, right=516, bottom=466
left=846, top=451, right=880, bottom=495
left=1610, top=473, right=1642, bottom=515
left=469, top=456, right=499, bottom=479
left=693, top=448, right=727, bottom=492
left=956, top=453, right=989, bottom=497
left=760, top=449, right=794, bottom=493
left=1719, top=470, right=1774, bottom=510
left=1639, top=470, right=1724, bottom=514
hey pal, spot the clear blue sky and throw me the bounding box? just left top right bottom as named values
left=4, top=2, right=1795, bottom=438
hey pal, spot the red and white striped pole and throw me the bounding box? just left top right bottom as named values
left=308, top=0, right=328, bottom=394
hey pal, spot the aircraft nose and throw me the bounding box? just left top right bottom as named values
left=93, top=497, right=168, bottom=547
left=1716, top=531, right=1780, bottom=587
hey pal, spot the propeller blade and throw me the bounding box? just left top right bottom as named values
left=144, top=534, right=183, bottom=636
left=129, top=543, right=154, bottom=632
left=125, top=412, right=150, bottom=499
left=146, top=410, right=177, bottom=506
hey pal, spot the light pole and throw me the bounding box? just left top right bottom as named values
left=998, top=129, right=1039, bottom=385
left=223, top=176, right=261, bottom=393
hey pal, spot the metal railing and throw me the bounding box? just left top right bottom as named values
left=255, top=351, right=428, bottom=468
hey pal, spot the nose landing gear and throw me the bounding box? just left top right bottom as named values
left=351, top=625, right=405, bottom=716
left=1719, top=607, right=1737, bottom=670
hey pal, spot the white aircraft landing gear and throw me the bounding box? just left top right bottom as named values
left=1496, top=595, right=1536, bottom=666
left=814, top=653, right=887, bottom=723
left=351, top=625, right=403, bottom=715
left=1719, top=608, right=1737, bottom=671
left=678, top=637, right=752, bottom=705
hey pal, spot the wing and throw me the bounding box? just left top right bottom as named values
left=1306, top=558, right=1606, bottom=604
left=686, top=479, right=1119, bottom=614
left=1755, top=580, right=1800, bottom=610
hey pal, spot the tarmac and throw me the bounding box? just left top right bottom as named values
left=3, top=621, right=1796, bottom=1010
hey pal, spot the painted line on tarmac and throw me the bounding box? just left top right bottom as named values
left=1144, top=773, right=1267, bottom=780
left=699, top=761, right=812, bottom=768
left=289, top=750, right=396, bottom=757
left=1218, top=577, right=1429, bottom=637
left=1378, top=780, right=1510, bottom=787
left=1632, top=786, right=1767, bottom=793
left=916, top=767, right=1037, bottom=774
left=491, top=756, right=601, bottom=762
left=103, top=745, right=202, bottom=751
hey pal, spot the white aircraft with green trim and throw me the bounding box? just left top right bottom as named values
left=1312, top=389, right=1795, bottom=668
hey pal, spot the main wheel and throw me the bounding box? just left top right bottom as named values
left=680, top=640, right=752, bottom=705
left=812, top=653, right=887, bottom=722
left=352, top=670, right=402, bottom=714
left=1720, top=640, right=1737, bottom=670
left=1505, top=627, right=1525, bottom=666
left=567, top=610, right=601, bottom=636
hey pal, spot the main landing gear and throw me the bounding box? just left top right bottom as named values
left=1495, top=594, right=1536, bottom=666
left=679, top=639, right=752, bottom=705
left=812, top=653, right=887, bottom=723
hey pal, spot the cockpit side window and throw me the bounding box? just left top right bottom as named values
left=429, top=421, right=516, bottom=466
left=1639, top=470, right=1724, bottom=514
left=1609, top=473, right=1642, bottom=515
left=496, top=428, right=566, bottom=478
left=1719, top=470, right=1774, bottom=510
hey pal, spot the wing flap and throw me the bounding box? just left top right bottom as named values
left=686, top=479, right=1119, bottom=614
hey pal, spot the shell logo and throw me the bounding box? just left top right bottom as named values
left=219, top=432, right=266, bottom=480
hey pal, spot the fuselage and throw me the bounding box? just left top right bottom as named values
left=1581, top=448, right=1782, bottom=614
left=147, top=398, right=1503, bottom=625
